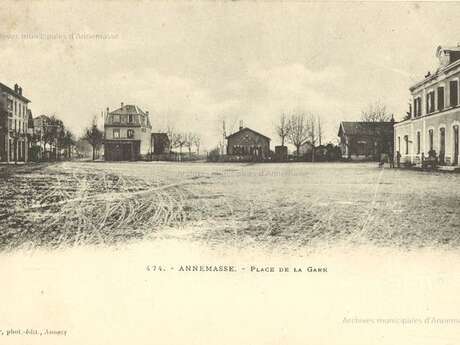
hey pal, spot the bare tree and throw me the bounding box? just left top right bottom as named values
left=317, top=116, right=323, bottom=146
left=165, top=125, right=176, bottom=151
left=307, top=114, right=322, bottom=162
left=276, top=112, right=290, bottom=147
left=287, top=111, right=310, bottom=158
left=361, top=101, right=393, bottom=122
left=192, top=134, right=201, bottom=156
left=184, top=132, right=195, bottom=157
left=83, top=124, right=103, bottom=160
left=172, top=133, right=187, bottom=159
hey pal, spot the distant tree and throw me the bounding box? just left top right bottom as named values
left=361, top=101, right=393, bottom=122
left=307, top=114, right=322, bottom=162
left=165, top=125, right=176, bottom=151
left=317, top=116, right=323, bottom=146
left=276, top=113, right=290, bottom=147
left=192, top=134, right=201, bottom=156
left=287, top=111, right=310, bottom=158
left=83, top=124, right=103, bottom=160
left=172, top=133, right=187, bottom=158
left=43, top=116, right=64, bottom=161
left=62, top=130, right=75, bottom=159
left=184, top=132, right=195, bottom=157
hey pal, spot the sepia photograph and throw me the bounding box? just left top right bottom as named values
left=1, top=1, right=460, bottom=344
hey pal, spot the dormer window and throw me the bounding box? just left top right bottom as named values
left=113, top=114, right=120, bottom=123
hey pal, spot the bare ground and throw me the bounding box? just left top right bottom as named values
left=0, top=161, right=459, bottom=252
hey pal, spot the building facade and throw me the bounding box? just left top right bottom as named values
left=226, top=127, right=271, bottom=160
left=0, top=83, right=31, bottom=163
left=104, top=103, right=152, bottom=161
left=338, top=121, right=394, bottom=161
left=395, top=46, right=460, bottom=166
left=151, top=133, right=170, bottom=155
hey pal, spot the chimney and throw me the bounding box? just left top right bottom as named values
left=18, top=87, right=22, bottom=95
left=106, top=107, right=109, bottom=113
left=14, top=84, right=18, bottom=93
left=121, top=102, right=124, bottom=108
left=239, top=120, right=243, bottom=131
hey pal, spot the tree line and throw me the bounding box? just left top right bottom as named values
left=30, top=115, right=75, bottom=161
left=275, top=110, right=323, bottom=160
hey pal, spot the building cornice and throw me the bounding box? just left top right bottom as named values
left=394, top=105, right=460, bottom=127
left=410, top=59, right=460, bottom=93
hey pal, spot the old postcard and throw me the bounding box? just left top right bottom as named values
left=1, top=1, right=460, bottom=344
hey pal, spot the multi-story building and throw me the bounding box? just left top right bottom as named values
left=0, top=82, right=31, bottom=163
left=395, top=45, right=460, bottom=166
left=104, top=103, right=152, bottom=161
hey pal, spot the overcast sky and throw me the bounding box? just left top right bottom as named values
left=2, top=1, right=460, bottom=150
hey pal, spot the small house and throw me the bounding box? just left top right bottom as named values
left=338, top=121, right=394, bottom=161
left=226, top=126, right=270, bottom=160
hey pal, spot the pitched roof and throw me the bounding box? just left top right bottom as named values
left=226, top=127, right=271, bottom=141
left=0, top=82, right=31, bottom=103
left=151, top=133, right=170, bottom=141
left=109, top=104, right=146, bottom=116
left=338, top=121, right=394, bottom=137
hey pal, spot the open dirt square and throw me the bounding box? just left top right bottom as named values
left=0, top=161, right=459, bottom=252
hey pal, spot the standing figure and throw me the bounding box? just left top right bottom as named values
left=396, top=151, right=401, bottom=168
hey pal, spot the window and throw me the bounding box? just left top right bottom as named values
left=121, top=115, right=126, bottom=123
left=416, top=131, right=421, bottom=154
left=426, top=91, right=435, bottom=113
left=128, top=114, right=133, bottom=123
left=413, top=97, right=422, bottom=117
left=398, top=136, right=401, bottom=152
left=440, top=127, right=446, bottom=154
left=113, top=115, right=120, bottom=123
left=14, top=101, right=16, bottom=114
left=428, top=129, right=434, bottom=151
left=127, top=129, right=134, bottom=138
left=450, top=80, right=458, bottom=107
left=404, top=135, right=409, bottom=155
left=113, top=129, right=120, bottom=138
left=437, top=87, right=444, bottom=111
left=8, top=119, right=12, bottom=130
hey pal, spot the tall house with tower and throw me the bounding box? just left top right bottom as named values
left=395, top=45, right=460, bottom=167
left=104, top=102, right=152, bottom=161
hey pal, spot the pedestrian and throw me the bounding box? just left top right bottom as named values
left=396, top=151, right=401, bottom=168
left=389, top=152, right=394, bottom=168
